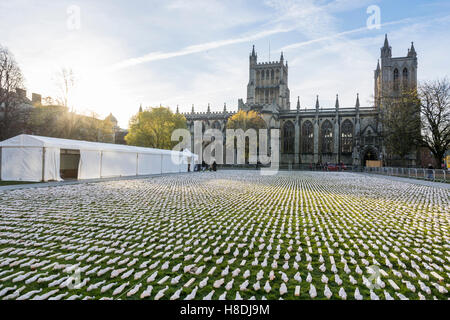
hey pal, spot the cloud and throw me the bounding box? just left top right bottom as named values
left=109, top=26, right=293, bottom=71
left=264, top=0, right=338, bottom=36
left=281, top=13, right=450, bottom=110
left=2, top=0, right=450, bottom=128
left=109, top=0, right=355, bottom=71
left=280, top=17, right=416, bottom=51
left=324, top=0, right=381, bottom=12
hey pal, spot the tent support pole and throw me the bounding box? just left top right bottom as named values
left=136, top=153, right=139, bottom=176
left=42, top=147, right=46, bottom=182
left=99, top=151, right=103, bottom=178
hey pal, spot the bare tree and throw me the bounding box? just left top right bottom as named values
left=419, top=78, right=450, bottom=168
left=55, top=67, right=75, bottom=110
left=0, top=45, right=27, bottom=140
left=379, top=89, right=422, bottom=166
left=54, top=67, right=75, bottom=137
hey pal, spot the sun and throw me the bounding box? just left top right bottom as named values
left=70, top=67, right=118, bottom=118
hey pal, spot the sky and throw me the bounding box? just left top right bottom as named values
left=1, top=0, right=450, bottom=128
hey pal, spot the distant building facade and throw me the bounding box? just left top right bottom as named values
left=104, top=113, right=128, bottom=144
left=183, top=35, right=418, bottom=167
left=0, top=88, right=41, bottom=139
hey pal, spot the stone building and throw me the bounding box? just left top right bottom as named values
left=0, top=88, right=42, bottom=139
left=104, top=113, right=128, bottom=144
left=183, top=35, right=418, bottom=167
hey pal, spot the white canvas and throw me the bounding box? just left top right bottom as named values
left=78, top=150, right=102, bottom=180
left=162, top=154, right=179, bottom=173
left=1, top=135, right=198, bottom=181
left=44, top=147, right=62, bottom=181
left=138, top=153, right=162, bottom=175
left=101, top=151, right=137, bottom=178
left=1, top=147, right=43, bottom=182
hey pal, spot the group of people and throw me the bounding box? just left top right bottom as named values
left=193, top=161, right=217, bottom=172
left=308, top=162, right=347, bottom=171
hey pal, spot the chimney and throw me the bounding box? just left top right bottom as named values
left=16, top=88, right=26, bottom=98
left=32, top=93, right=42, bottom=105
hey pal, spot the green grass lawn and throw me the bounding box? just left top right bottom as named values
left=0, top=171, right=448, bottom=300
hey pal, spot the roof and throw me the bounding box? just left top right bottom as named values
left=105, top=113, right=118, bottom=124
left=0, top=134, right=197, bottom=158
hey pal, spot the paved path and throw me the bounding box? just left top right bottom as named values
left=361, top=172, right=450, bottom=189
left=0, top=173, right=182, bottom=192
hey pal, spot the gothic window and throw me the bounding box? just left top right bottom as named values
left=393, top=68, right=399, bottom=92
left=362, top=128, right=375, bottom=145
left=321, top=120, right=333, bottom=154
left=212, top=121, right=221, bottom=130
left=302, top=121, right=313, bottom=154
left=341, top=120, right=353, bottom=154
left=282, top=121, right=295, bottom=154
left=209, top=121, right=221, bottom=143
left=402, top=68, right=408, bottom=88
left=271, top=70, right=274, bottom=83
left=256, top=71, right=260, bottom=85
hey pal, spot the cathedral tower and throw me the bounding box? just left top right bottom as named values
left=244, top=45, right=290, bottom=111
left=374, top=34, right=418, bottom=108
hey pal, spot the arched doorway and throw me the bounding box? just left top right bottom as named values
left=361, top=147, right=378, bottom=166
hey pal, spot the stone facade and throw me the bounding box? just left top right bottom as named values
left=104, top=113, right=128, bottom=144
left=183, top=35, right=418, bottom=167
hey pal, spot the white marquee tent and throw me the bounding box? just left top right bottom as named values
left=0, top=134, right=198, bottom=182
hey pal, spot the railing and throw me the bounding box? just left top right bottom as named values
left=364, top=166, right=449, bottom=183
left=217, top=163, right=365, bottom=172
left=216, top=164, right=448, bottom=183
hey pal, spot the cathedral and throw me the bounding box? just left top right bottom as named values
left=183, top=35, right=418, bottom=167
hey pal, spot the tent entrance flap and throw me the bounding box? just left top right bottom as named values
left=60, top=149, right=80, bottom=179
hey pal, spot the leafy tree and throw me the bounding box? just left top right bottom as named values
left=226, top=110, right=266, bottom=163
left=419, top=78, right=450, bottom=168
left=125, top=106, right=186, bottom=149
left=226, top=110, right=266, bottom=131
left=29, top=105, right=114, bottom=143
left=72, top=111, right=115, bottom=143
left=29, top=105, right=69, bottom=138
